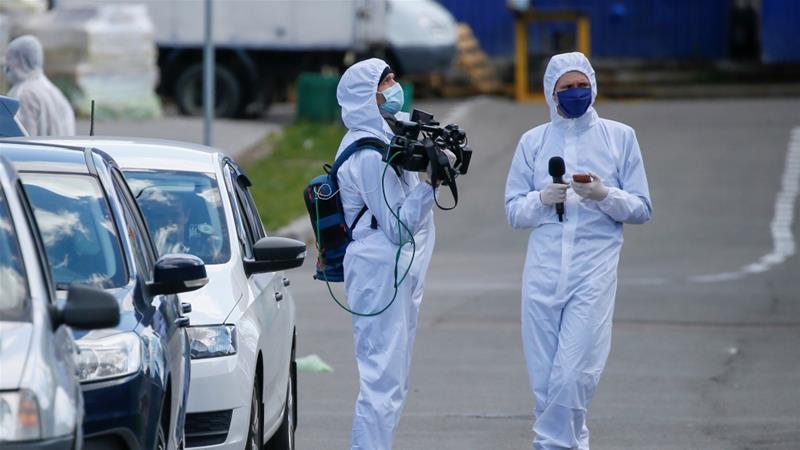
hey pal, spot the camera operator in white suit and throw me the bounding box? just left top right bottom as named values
left=335, top=58, right=454, bottom=450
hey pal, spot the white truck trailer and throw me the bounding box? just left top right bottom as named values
left=54, top=0, right=457, bottom=117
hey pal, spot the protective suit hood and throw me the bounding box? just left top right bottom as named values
left=5, top=35, right=44, bottom=85
left=337, top=58, right=390, bottom=145
left=543, top=52, right=598, bottom=127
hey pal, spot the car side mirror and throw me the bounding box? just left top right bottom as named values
left=56, top=284, right=120, bottom=330
left=149, top=253, right=208, bottom=296
left=244, top=237, right=306, bottom=276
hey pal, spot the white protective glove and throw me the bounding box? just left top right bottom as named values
left=539, top=182, right=568, bottom=206
left=424, top=149, right=458, bottom=185
left=571, top=172, right=609, bottom=201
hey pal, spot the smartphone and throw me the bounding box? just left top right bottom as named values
left=572, top=173, right=592, bottom=183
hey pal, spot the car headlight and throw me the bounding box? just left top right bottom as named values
left=0, top=389, right=41, bottom=442
left=77, top=331, right=142, bottom=382
left=187, top=325, right=237, bottom=359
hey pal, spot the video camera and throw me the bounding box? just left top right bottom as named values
left=383, top=109, right=473, bottom=208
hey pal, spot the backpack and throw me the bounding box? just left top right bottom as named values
left=304, top=137, right=386, bottom=282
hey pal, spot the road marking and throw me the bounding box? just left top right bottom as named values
left=690, top=126, right=800, bottom=283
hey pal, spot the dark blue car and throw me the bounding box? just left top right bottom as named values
left=0, top=140, right=209, bottom=450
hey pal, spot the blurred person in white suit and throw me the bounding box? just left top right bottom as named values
left=4, top=35, right=75, bottom=136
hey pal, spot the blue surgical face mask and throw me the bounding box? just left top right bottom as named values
left=556, top=87, right=592, bottom=119
left=379, top=83, right=404, bottom=115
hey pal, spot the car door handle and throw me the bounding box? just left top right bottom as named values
left=175, top=316, right=190, bottom=327
left=274, top=292, right=284, bottom=302
left=282, top=277, right=291, bottom=287
left=181, top=302, right=192, bottom=314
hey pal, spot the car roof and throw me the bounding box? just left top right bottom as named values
left=0, top=140, right=92, bottom=174
left=16, top=136, right=223, bottom=173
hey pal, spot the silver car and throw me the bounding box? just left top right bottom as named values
left=0, top=155, right=119, bottom=449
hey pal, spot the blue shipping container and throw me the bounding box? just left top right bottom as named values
left=437, top=0, right=730, bottom=60
left=436, top=0, right=516, bottom=56
left=761, top=0, right=800, bottom=63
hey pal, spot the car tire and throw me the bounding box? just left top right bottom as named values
left=245, top=375, right=263, bottom=450
left=174, top=63, right=243, bottom=118
left=265, top=370, right=295, bottom=450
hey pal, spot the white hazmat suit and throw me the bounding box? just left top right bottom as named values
left=335, top=58, right=436, bottom=450
left=505, top=52, right=652, bottom=449
left=4, top=35, right=75, bottom=137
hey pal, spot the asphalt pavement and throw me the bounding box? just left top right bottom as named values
left=289, top=97, right=800, bottom=450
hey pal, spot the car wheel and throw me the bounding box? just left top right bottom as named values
left=265, top=372, right=295, bottom=450
left=174, top=63, right=243, bottom=118
left=245, top=376, right=263, bottom=450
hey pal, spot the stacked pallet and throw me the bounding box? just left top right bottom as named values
left=453, top=23, right=501, bottom=95
left=412, top=23, right=502, bottom=98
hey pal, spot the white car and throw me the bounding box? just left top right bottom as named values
left=30, top=137, right=304, bottom=450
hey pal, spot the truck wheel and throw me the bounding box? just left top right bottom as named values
left=174, top=63, right=243, bottom=118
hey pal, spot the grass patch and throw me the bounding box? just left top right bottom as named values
left=243, top=122, right=346, bottom=232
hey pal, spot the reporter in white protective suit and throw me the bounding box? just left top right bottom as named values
left=505, top=52, right=652, bottom=449
left=3, top=35, right=75, bottom=136
left=335, top=58, right=453, bottom=450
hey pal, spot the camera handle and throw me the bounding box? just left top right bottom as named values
left=424, top=138, right=459, bottom=210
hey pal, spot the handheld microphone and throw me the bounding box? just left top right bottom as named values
left=548, top=156, right=566, bottom=222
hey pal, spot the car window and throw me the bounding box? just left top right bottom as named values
left=239, top=176, right=266, bottom=240
left=124, top=170, right=231, bottom=265
left=234, top=184, right=260, bottom=242
left=223, top=164, right=254, bottom=258
left=17, top=181, right=56, bottom=302
left=21, top=172, right=127, bottom=289
left=0, top=186, right=30, bottom=321
left=111, top=169, right=155, bottom=279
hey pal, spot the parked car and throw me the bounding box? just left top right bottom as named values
left=0, top=155, right=119, bottom=450
left=29, top=136, right=305, bottom=450
left=0, top=140, right=210, bottom=450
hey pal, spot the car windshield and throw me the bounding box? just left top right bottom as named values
left=21, top=173, right=127, bottom=289
left=124, top=170, right=230, bottom=265
left=0, top=186, right=29, bottom=321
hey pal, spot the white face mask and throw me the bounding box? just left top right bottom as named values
left=378, top=83, right=404, bottom=115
